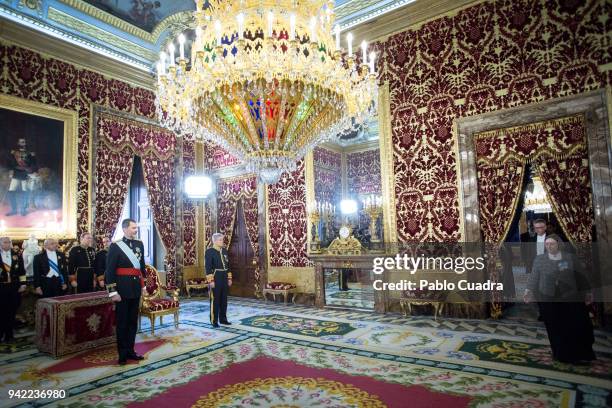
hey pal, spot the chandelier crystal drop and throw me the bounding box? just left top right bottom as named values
left=155, top=0, right=378, bottom=183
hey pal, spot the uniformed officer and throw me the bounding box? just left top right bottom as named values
left=33, top=238, right=68, bottom=298
left=6, top=138, right=37, bottom=216
left=0, top=237, right=26, bottom=343
left=205, top=233, right=232, bottom=328
left=94, top=236, right=111, bottom=291
left=68, top=232, right=97, bottom=293
left=105, top=218, right=147, bottom=365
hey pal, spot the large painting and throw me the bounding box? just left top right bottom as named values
left=83, top=0, right=194, bottom=32
left=0, top=95, right=77, bottom=239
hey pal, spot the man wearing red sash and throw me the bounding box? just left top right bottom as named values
left=105, top=218, right=147, bottom=365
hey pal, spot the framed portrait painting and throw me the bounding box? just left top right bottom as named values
left=0, top=95, right=78, bottom=239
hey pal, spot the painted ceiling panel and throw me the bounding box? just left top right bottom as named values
left=82, top=0, right=194, bottom=32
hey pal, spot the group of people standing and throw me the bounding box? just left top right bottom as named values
left=0, top=233, right=110, bottom=343
left=1, top=219, right=234, bottom=368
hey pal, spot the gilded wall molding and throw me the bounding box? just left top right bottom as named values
left=378, top=82, right=398, bottom=244
left=304, top=150, right=315, bottom=251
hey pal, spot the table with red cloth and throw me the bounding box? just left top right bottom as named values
left=35, top=292, right=116, bottom=358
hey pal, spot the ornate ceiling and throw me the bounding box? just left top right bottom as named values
left=0, top=0, right=420, bottom=72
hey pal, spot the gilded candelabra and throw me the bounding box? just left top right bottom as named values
left=308, top=205, right=321, bottom=253
left=363, top=195, right=382, bottom=243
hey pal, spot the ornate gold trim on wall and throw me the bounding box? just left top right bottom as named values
left=378, top=82, right=398, bottom=244
left=304, top=150, right=315, bottom=252
left=0, top=94, right=79, bottom=239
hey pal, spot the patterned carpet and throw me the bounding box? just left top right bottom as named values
left=1, top=297, right=611, bottom=407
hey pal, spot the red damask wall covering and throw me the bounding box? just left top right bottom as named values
left=378, top=0, right=610, bottom=242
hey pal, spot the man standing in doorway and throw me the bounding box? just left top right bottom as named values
left=0, top=236, right=26, bottom=342
left=522, top=218, right=548, bottom=273
left=205, top=233, right=232, bottom=328
left=105, top=219, right=147, bottom=365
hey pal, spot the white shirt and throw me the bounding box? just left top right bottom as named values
left=1, top=250, right=12, bottom=267
left=536, top=233, right=546, bottom=255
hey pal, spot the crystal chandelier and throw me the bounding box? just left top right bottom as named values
left=155, top=0, right=378, bottom=183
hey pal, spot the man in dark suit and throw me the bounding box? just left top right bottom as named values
left=105, top=218, right=147, bottom=365
left=521, top=218, right=547, bottom=273
left=33, top=238, right=68, bottom=298
left=0, top=237, right=26, bottom=342
left=68, top=232, right=97, bottom=293
left=205, top=233, right=232, bottom=328
left=94, top=236, right=111, bottom=291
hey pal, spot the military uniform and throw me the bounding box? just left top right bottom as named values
left=6, top=147, right=37, bottom=216
left=94, top=248, right=108, bottom=289
left=105, top=237, right=145, bottom=362
left=0, top=249, right=25, bottom=341
left=68, top=245, right=98, bottom=293
left=205, top=246, right=232, bottom=326
left=33, top=250, right=68, bottom=298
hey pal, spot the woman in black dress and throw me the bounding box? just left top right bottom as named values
left=523, top=234, right=595, bottom=364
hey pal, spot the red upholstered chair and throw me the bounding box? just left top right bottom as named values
left=185, top=277, right=209, bottom=298
left=263, top=281, right=297, bottom=303
left=138, top=265, right=179, bottom=335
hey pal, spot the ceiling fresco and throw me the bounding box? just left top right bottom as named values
left=0, top=0, right=414, bottom=71
left=82, top=0, right=194, bottom=32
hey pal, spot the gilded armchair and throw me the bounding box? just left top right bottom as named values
left=139, top=265, right=179, bottom=335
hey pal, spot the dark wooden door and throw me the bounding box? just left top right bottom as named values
left=228, top=200, right=256, bottom=297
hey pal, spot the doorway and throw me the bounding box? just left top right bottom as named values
left=227, top=200, right=256, bottom=297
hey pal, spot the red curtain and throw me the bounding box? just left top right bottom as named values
left=537, top=154, right=593, bottom=243
left=95, top=113, right=178, bottom=286
left=94, top=145, right=134, bottom=244
left=474, top=114, right=591, bottom=244
left=476, top=161, right=524, bottom=243
left=142, top=158, right=177, bottom=281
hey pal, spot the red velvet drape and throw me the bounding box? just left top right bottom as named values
left=537, top=154, right=593, bottom=243
left=95, top=113, right=178, bottom=285
left=94, top=145, right=134, bottom=244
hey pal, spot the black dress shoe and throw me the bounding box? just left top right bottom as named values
left=211, top=323, right=220, bottom=328
left=220, top=321, right=232, bottom=325
left=118, top=359, right=127, bottom=366
left=127, top=353, right=144, bottom=361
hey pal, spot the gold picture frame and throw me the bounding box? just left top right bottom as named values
left=0, top=94, right=78, bottom=239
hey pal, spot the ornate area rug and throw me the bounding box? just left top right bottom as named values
left=0, top=298, right=610, bottom=407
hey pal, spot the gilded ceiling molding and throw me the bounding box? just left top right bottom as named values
left=48, top=7, right=157, bottom=61
left=58, top=0, right=195, bottom=45
left=58, top=0, right=153, bottom=41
